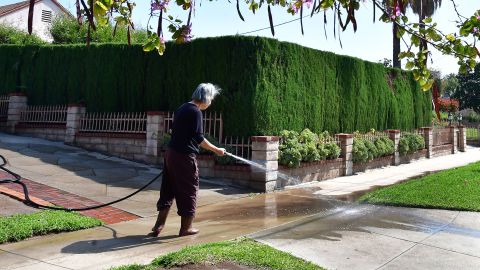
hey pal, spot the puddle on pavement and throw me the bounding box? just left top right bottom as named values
left=256, top=203, right=480, bottom=241
left=195, top=192, right=343, bottom=224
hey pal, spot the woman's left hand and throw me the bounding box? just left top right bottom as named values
left=215, top=148, right=226, bottom=156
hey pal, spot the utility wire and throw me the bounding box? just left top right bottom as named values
left=238, top=14, right=312, bottom=35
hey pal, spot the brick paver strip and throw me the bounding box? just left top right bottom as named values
left=0, top=172, right=139, bottom=224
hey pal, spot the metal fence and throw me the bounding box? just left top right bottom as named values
left=0, top=95, right=8, bottom=118
left=353, top=131, right=390, bottom=142
left=165, top=111, right=223, bottom=141
left=222, top=136, right=251, bottom=159
left=20, top=105, right=67, bottom=124
left=80, top=112, right=147, bottom=133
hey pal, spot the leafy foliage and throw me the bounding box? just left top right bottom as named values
left=50, top=16, right=148, bottom=44
left=279, top=129, right=341, bottom=168
left=453, top=64, right=480, bottom=114
left=0, top=24, right=44, bottom=45
left=353, top=135, right=395, bottom=163
left=442, top=73, right=459, bottom=97
left=398, top=132, right=425, bottom=156
left=0, top=37, right=431, bottom=136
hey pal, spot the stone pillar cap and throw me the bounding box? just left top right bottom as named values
left=8, top=92, right=26, bottom=96
left=146, top=111, right=168, bottom=116
left=336, top=133, right=353, bottom=139
left=68, top=103, right=86, bottom=107
left=251, top=136, right=280, bottom=142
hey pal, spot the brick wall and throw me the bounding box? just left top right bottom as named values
left=432, top=144, right=453, bottom=158
left=279, top=158, right=345, bottom=186
left=399, top=149, right=428, bottom=164
left=14, top=123, right=66, bottom=141
left=75, top=133, right=151, bottom=163
left=353, top=155, right=394, bottom=173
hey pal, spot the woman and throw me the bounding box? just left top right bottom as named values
left=149, top=83, right=225, bottom=237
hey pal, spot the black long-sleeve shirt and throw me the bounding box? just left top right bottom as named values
left=168, top=102, right=205, bottom=154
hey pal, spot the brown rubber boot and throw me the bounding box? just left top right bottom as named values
left=148, top=208, right=170, bottom=237
left=178, top=216, right=199, bottom=237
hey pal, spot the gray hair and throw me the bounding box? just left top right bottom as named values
left=191, top=83, right=221, bottom=105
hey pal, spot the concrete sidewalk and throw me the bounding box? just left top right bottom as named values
left=251, top=205, right=480, bottom=270
left=1, top=132, right=480, bottom=270
left=293, top=145, right=480, bottom=200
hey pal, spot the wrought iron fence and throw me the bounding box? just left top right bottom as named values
left=80, top=112, right=147, bottom=133
left=353, top=131, right=390, bottom=142
left=165, top=111, right=223, bottom=141
left=20, top=105, right=67, bottom=124
left=0, top=95, right=8, bottom=118
left=222, top=136, right=251, bottom=159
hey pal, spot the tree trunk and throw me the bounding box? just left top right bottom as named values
left=76, top=0, right=83, bottom=25
left=393, top=23, right=401, bottom=68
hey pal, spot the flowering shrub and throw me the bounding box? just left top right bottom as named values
left=437, top=98, right=459, bottom=112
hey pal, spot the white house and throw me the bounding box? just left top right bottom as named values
left=0, top=0, right=72, bottom=42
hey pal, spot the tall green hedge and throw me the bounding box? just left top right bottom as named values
left=0, top=36, right=431, bottom=136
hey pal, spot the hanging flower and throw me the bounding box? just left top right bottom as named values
left=151, top=0, right=169, bottom=12
left=390, top=4, right=401, bottom=20
left=288, top=0, right=313, bottom=14
left=183, top=24, right=192, bottom=42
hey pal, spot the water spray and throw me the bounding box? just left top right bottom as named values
left=224, top=152, right=301, bottom=185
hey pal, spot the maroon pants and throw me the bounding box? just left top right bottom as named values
left=157, top=148, right=199, bottom=217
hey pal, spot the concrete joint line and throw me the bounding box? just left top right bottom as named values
left=0, top=248, right=74, bottom=270
left=374, top=211, right=462, bottom=270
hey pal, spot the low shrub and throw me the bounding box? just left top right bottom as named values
left=324, top=142, right=341, bottom=160
left=353, top=135, right=395, bottom=163
left=279, top=129, right=341, bottom=167
left=352, top=138, right=369, bottom=163
left=399, top=133, right=425, bottom=156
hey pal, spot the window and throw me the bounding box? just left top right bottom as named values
left=41, top=10, right=52, bottom=23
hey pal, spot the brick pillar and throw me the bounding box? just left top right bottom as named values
left=458, top=125, right=467, bottom=152
left=250, top=136, right=279, bottom=192
left=337, top=134, right=353, bottom=176
left=387, top=129, right=401, bottom=165
left=6, top=93, right=27, bottom=133
left=421, top=127, right=433, bottom=158
left=146, top=111, right=166, bottom=157
left=65, top=104, right=86, bottom=144
left=450, top=126, right=458, bottom=154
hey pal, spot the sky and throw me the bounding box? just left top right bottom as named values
left=2, top=0, right=478, bottom=77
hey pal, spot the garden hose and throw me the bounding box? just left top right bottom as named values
left=0, top=154, right=162, bottom=212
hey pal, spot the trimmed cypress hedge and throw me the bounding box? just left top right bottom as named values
left=0, top=36, right=431, bottom=136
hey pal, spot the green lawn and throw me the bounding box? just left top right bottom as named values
left=359, top=162, right=480, bottom=211
left=467, top=127, right=479, bottom=140
left=111, top=238, right=324, bottom=270
left=0, top=210, right=102, bottom=244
